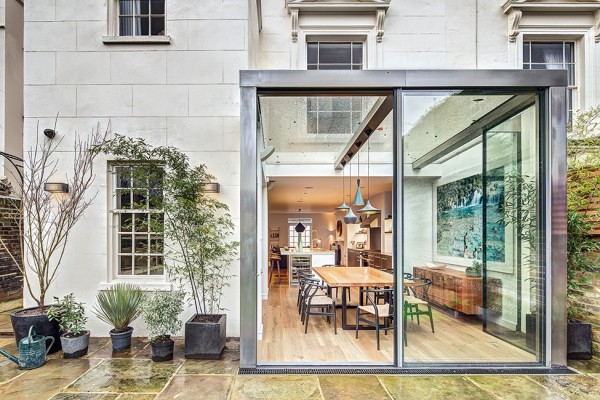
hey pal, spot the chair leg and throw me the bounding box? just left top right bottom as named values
left=403, top=306, right=408, bottom=347
left=355, top=307, right=360, bottom=339
left=269, top=261, right=274, bottom=285
left=304, top=309, right=310, bottom=334
left=428, top=304, right=435, bottom=333
left=376, top=320, right=380, bottom=350
left=333, top=302, right=337, bottom=335
left=276, top=260, right=281, bottom=284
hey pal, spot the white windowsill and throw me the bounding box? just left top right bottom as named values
left=102, top=35, right=171, bottom=45
left=99, top=281, right=173, bottom=291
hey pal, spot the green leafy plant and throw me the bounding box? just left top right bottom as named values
left=566, top=107, right=600, bottom=321
left=93, top=283, right=143, bottom=332
left=142, top=290, right=185, bottom=342
left=466, top=260, right=482, bottom=277
left=95, top=135, right=239, bottom=316
left=47, top=293, right=87, bottom=337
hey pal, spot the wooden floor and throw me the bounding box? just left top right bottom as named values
left=258, top=272, right=536, bottom=364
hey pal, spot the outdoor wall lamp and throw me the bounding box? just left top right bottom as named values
left=43, top=129, right=56, bottom=139
left=44, top=182, right=69, bottom=193
left=203, top=183, right=220, bottom=193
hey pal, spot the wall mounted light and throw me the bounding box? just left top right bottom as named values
left=203, top=183, right=220, bottom=193
left=43, top=129, right=56, bottom=139
left=44, top=182, right=69, bottom=193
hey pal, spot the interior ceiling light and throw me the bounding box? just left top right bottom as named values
left=344, top=161, right=359, bottom=224
left=358, top=140, right=381, bottom=215
left=335, top=164, right=350, bottom=210
left=353, top=152, right=365, bottom=206
left=295, top=223, right=306, bottom=233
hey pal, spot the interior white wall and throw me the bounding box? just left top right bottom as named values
left=268, top=212, right=337, bottom=249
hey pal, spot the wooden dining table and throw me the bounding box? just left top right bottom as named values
left=313, top=266, right=411, bottom=330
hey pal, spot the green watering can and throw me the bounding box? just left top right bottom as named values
left=0, top=326, right=54, bottom=370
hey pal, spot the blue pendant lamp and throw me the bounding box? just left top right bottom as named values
left=353, top=151, right=365, bottom=206
left=344, top=161, right=359, bottom=224
left=358, top=141, right=381, bottom=215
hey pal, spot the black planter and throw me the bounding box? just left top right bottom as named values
left=184, top=314, right=226, bottom=359
left=567, top=321, right=593, bottom=360
left=525, top=313, right=537, bottom=350
left=151, top=336, right=174, bottom=362
left=110, top=326, right=134, bottom=351
left=10, top=306, right=62, bottom=354
left=60, top=331, right=90, bottom=359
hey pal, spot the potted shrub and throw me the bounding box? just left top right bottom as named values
left=93, top=283, right=143, bottom=352
left=47, top=293, right=90, bottom=358
left=142, top=290, right=185, bottom=362
left=96, top=136, right=239, bottom=359
left=465, top=260, right=482, bottom=277
left=0, top=125, right=106, bottom=353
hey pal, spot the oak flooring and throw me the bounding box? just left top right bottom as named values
left=258, top=271, right=536, bottom=364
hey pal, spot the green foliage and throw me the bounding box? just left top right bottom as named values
left=567, top=107, right=600, bottom=321
left=47, top=293, right=87, bottom=336
left=466, top=260, right=482, bottom=277
left=95, top=135, right=239, bottom=315
left=142, top=290, right=185, bottom=342
left=93, top=283, right=143, bottom=332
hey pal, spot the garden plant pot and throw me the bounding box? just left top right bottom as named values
left=567, top=321, right=592, bottom=360
left=110, top=326, right=133, bottom=351
left=151, top=336, right=174, bottom=362
left=10, top=306, right=62, bottom=354
left=60, top=330, right=90, bottom=358
left=184, top=314, right=226, bottom=359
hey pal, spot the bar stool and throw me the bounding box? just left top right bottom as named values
left=269, top=253, right=282, bottom=285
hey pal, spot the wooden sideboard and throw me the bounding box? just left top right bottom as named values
left=413, top=267, right=502, bottom=316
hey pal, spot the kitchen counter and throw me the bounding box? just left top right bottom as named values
left=280, top=249, right=336, bottom=284
left=280, top=249, right=335, bottom=255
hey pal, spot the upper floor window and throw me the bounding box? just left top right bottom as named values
left=307, top=42, right=363, bottom=70
left=119, top=0, right=165, bottom=36
left=523, top=41, right=575, bottom=121
left=111, top=164, right=165, bottom=277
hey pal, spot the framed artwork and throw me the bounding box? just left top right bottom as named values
left=434, top=167, right=512, bottom=272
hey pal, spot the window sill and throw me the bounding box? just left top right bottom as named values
left=99, top=280, right=172, bottom=291
left=102, top=35, right=171, bottom=45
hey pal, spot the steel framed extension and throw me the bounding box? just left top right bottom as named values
left=239, top=70, right=568, bottom=370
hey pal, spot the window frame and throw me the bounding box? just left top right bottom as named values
left=288, top=223, right=312, bottom=249
left=108, top=162, right=167, bottom=282
left=106, top=0, right=170, bottom=42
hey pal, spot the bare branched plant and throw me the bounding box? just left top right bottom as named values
left=0, top=122, right=108, bottom=308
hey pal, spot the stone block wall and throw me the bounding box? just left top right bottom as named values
left=0, top=196, right=22, bottom=302
left=570, top=271, right=600, bottom=357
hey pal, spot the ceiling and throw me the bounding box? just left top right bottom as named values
left=268, top=176, right=393, bottom=213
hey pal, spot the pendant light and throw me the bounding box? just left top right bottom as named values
left=335, top=164, right=350, bottom=210
left=344, top=160, right=358, bottom=224
left=353, top=151, right=365, bottom=206
left=358, top=141, right=381, bottom=215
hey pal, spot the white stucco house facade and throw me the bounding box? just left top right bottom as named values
left=12, top=0, right=599, bottom=362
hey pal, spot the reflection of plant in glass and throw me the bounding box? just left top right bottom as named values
left=95, top=136, right=239, bottom=316
left=567, top=107, right=600, bottom=321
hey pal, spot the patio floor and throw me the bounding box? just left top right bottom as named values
left=1, top=336, right=600, bottom=399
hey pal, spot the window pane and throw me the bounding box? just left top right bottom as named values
left=119, top=234, right=133, bottom=253
left=318, top=43, right=351, bottom=65
left=117, top=189, right=131, bottom=209
left=352, top=64, right=362, bottom=70
left=318, top=97, right=333, bottom=112
left=307, top=97, right=318, bottom=112
left=149, top=213, right=164, bottom=232
left=523, top=42, right=530, bottom=63
left=530, top=63, right=564, bottom=70
left=150, top=236, right=164, bottom=253
left=567, top=64, right=575, bottom=86
left=352, top=113, right=362, bottom=131
left=116, top=166, right=131, bottom=188
left=119, top=256, right=133, bottom=275
left=352, top=43, right=363, bottom=65
left=351, top=97, right=361, bottom=111
left=565, top=42, right=574, bottom=64
left=151, top=16, right=165, bottom=35
left=307, top=64, right=318, bottom=70
left=307, top=43, right=318, bottom=64
left=134, top=256, right=148, bottom=275
left=530, top=43, right=563, bottom=63
left=319, top=64, right=352, bottom=70
left=134, top=214, right=149, bottom=232
left=135, top=235, right=149, bottom=253
left=331, top=98, right=351, bottom=111
left=119, top=16, right=134, bottom=36
left=318, top=112, right=352, bottom=134
left=138, top=17, right=150, bottom=35
left=148, top=189, right=163, bottom=209
left=120, top=0, right=134, bottom=15
left=150, top=0, right=165, bottom=14
left=149, top=257, right=164, bottom=275
left=120, top=213, right=133, bottom=232
left=307, top=112, right=318, bottom=134
left=135, top=0, right=149, bottom=14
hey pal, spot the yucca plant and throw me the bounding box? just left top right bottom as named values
left=93, top=283, right=143, bottom=333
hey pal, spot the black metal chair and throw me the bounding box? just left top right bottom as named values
left=296, top=272, right=321, bottom=315
left=355, top=288, right=394, bottom=350
left=302, top=281, right=337, bottom=334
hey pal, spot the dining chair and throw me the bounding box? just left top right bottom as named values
left=296, top=273, right=322, bottom=315
left=302, top=281, right=337, bottom=334
left=355, top=288, right=394, bottom=350
left=403, top=278, right=434, bottom=345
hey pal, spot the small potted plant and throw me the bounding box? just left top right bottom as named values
left=93, top=283, right=143, bottom=351
left=142, top=290, right=185, bottom=362
left=465, top=260, right=482, bottom=277
left=47, top=293, right=89, bottom=358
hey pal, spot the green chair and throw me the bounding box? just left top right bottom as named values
left=403, top=278, right=434, bottom=346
